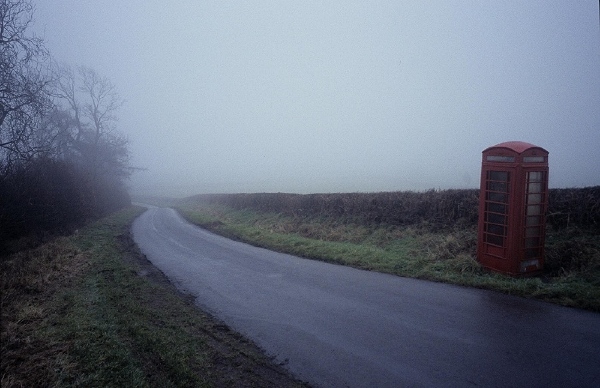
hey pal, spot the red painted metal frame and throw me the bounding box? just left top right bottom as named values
left=477, top=141, right=549, bottom=276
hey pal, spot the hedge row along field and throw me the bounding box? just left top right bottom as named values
left=182, top=187, right=600, bottom=231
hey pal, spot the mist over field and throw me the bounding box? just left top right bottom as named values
left=33, top=1, right=600, bottom=197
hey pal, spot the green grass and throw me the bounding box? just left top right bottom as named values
left=1, top=206, right=305, bottom=387
left=176, top=203, right=600, bottom=312
left=51, top=210, right=209, bottom=386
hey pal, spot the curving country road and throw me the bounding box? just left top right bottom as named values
left=131, top=206, right=600, bottom=387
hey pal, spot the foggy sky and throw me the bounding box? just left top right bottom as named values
left=33, top=1, right=600, bottom=196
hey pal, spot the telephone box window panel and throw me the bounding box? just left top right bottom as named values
left=483, top=171, right=510, bottom=248
left=487, top=155, right=516, bottom=162
left=523, top=156, right=545, bottom=163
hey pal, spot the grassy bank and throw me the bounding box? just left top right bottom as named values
left=176, top=202, right=600, bottom=312
left=1, top=206, right=306, bottom=387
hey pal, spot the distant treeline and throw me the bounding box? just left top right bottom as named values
left=185, top=187, right=600, bottom=230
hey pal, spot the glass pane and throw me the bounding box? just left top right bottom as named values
left=489, top=171, right=509, bottom=181
left=487, top=224, right=506, bottom=236
left=525, top=227, right=540, bottom=238
left=524, top=156, right=545, bottom=163
left=528, top=193, right=542, bottom=205
left=528, top=181, right=542, bottom=193
left=527, top=205, right=541, bottom=216
left=486, top=212, right=506, bottom=225
left=525, top=248, right=540, bottom=259
left=487, top=191, right=508, bottom=203
left=487, top=156, right=515, bottom=162
left=526, top=215, right=541, bottom=226
left=485, top=234, right=504, bottom=246
left=525, top=237, right=540, bottom=248
left=487, top=202, right=507, bottom=214
left=488, top=181, right=508, bottom=192
left=528, top=171, right=543, bottom=182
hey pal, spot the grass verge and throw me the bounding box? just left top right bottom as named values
left=176, top=203, right=600, bottom=312
left=1, top=206, right=306, bottom=387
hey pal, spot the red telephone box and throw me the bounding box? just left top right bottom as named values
left=477, top=141, right=549, bottom=276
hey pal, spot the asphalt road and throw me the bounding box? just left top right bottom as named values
left=131, top=207, right=600, bottom=387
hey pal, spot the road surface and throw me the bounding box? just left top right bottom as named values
left=131, top=207, right=600, bottom=387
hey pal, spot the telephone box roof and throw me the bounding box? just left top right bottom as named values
left=483, top=141, right=548, bottom=155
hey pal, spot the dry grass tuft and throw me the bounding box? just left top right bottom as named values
left=1, top=238, right=88, bottom=387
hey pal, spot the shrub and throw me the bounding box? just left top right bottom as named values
left=0, top=158, right=130, bottom=255
left=184, top=187, right=600, bottom=231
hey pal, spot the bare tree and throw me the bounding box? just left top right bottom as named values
left=0, top=0, right=53, bottom=174
left=34, top=108, right=76, bottom=159
left=54, top=65, right=129, bottom=178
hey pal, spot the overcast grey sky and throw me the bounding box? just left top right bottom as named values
left=33, top=1, right=600, bottom=196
